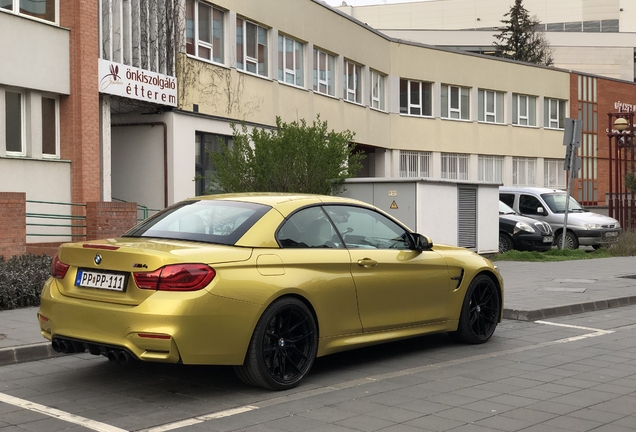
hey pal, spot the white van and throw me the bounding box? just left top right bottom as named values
left=499, top=187, right=622, bottom=249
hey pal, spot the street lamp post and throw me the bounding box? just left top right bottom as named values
left=607, top=112, right=636, bottom=230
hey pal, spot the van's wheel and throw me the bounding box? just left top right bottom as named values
left=449, top=274, right=500, bottom=344
left=556, top=231, right=579, bottom=250
left=234, top=297, right=317, bottom=391
left=498, top=233, right=514, bottom=254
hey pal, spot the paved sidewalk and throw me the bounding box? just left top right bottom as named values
left=1, top=256, right=635, bottom=366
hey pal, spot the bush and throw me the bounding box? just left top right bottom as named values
left=0, top=254, right=52, bottom=311
left=607, top=231, right=636, bottom=257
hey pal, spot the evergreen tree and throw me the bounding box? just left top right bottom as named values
left=204, top=116, right=365, bottom=195
left=493, top=0, right=554, bottom=66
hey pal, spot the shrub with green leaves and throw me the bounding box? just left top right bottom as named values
left=0, top=254, right=52, bottom=311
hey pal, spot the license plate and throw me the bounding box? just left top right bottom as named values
left=543, top=236, right=554, bottom=243
left=75, top=269, right=127, bottom=291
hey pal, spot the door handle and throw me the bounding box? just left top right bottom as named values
left=357, top=258, right=377, bottom=267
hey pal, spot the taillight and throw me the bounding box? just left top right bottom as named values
left=134, top=264, right=216, bottom=291
left=51, top=254, right=70, bottom=279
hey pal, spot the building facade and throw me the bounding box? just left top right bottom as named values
left=5, top=0, right=617, bottom=251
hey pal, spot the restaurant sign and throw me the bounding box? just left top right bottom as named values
left=98, top=59, right=177, bottom=107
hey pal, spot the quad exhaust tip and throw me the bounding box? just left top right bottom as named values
left=52, top=338, right=134, bottom=365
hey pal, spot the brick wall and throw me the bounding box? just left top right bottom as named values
left=0, top=192, right=26, bottom=258
left=86, top=202, right=138, bottom=241
left=59, top=0, right=101, bottom=206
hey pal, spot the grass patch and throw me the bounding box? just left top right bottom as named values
left=494, top=231, right=636, bottom=262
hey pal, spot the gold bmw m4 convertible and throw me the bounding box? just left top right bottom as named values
left=38, top=193, right=503, bottom=390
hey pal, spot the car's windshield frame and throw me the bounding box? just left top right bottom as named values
left=124, top=200, right=271, bottom=245
left=540, top=193, right=586, bottom=214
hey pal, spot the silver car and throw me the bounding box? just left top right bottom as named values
left=499, top=187, right=622, bottom=249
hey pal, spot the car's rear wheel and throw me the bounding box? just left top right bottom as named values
left=235, top=297, right=317, bottom=390
left=449, top=274, right=500, bottom=344
left=556, top=231, right=579, bottom=250
left=498, top=233, right=514, bottom=254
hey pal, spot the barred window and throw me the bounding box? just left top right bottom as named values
left=513, top=157, right=536, bottom=186
left=399, top=151, right=431, bottom=178
left=441, top=153, right=469, bottom=180
left=544, top=159, right=566, bottom=188
left=478, top=155, right=503, bottom=183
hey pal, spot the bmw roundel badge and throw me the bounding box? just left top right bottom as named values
left=94, top=254, right=102, bottom=265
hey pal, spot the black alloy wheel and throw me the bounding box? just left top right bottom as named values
left=449, top=274, right=500, bottom=344
left=498, top=233, right=514, bottom=254
left=235, top=297, right=317, bottom=390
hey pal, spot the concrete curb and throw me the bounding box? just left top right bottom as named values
left=0, top=342, right=62, bottom=366
left=503, top=295, right=636, bottom=321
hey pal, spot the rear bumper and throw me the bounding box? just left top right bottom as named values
left=38, top=278, right=261, bottom=365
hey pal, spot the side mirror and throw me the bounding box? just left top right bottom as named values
left=409, top=233, right=433, bottom=251
left=537, top=206, right=546, bottom=216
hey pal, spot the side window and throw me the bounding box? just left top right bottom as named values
left=499, top=193, right=515, bottom=208
left=519, top=195, right=543, bottom=215
left=324, top=205, right=410, bottom=250
left=277, top=207, right=341, bottom=248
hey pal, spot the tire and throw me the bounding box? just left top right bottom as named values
left=498, top=233, right=514, bottom=254
left=556, top=231, right=579, bottom=250
left=449, top=274, right=500, bottom=344
left=234, top=297, right=317, bottom=391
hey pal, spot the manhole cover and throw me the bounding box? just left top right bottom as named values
left=553, top=278, right=596, bottom=284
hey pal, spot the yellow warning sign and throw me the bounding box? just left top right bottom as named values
left=390, top=200, right=398, bottom=209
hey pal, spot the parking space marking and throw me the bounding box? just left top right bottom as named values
left=0, top=392, right=127, bottom=432
left=535, top=320, right=615, bottom=340
left=139, top=405, right=258, bottom=432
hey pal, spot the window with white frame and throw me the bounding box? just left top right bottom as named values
left=343, top=60, right=361, bottom=103
left=1, top=0, right=56, bottom=23
left=478, top=155, right=503, bottom=183
left=399, top=151, right=431, bottom=178
left=441, top=153, right=469, bottom=180
left=313, top=48, right=335, bottom=96
left=399, top=79, right=432, bottom=116
left=236, top=17, right=268, bottom=76
left=544, top=159, right=566, bottom=188
left=278, top=34, right=303, bottom=86
left=185, top=0, right=224, bottom=63
left=370, top=70, right=385, bottom=110
left=544, top=98, right=567, bottom=129
left=512, top=94, right=537, bottom=126
left=441, top=85, right=470, bottom=120
left=513, top=157, right=536, bottom=185
left=41, top=96, right=58, bottom=157
left=478, top=89, right=504, bottom=123
left=5, top=90, right=25, bottom=155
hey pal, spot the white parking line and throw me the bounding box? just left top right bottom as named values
left=137, top=405, right=258, bottom=432
left=0, top=392, right=127, bottom=432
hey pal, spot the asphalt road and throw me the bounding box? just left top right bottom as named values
left=1, top=304, right=635, bottom=432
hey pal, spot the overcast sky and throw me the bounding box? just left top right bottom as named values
left=323, top=0, right=428, bottom=6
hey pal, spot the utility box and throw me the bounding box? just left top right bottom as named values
left=339, top=178, right=499, bottom=254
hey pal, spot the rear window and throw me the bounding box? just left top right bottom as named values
left=124, top=200, right=271, bottom=245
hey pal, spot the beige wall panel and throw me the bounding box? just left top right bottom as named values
left=214, top=0, right=392, bottom=73
left=391, top=44, right=569, bottom=98
left=0, top=13, right=70, bottom=94
left=391, top=116, right=564, bottom=158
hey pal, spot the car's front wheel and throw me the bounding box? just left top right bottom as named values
left=498, top=233, right=514, bottom=254
left=449, top=274, right=500, bottom=344
left=235, top=297, right=317, bottom=390
left=556, top=231, right=579, bottom=250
